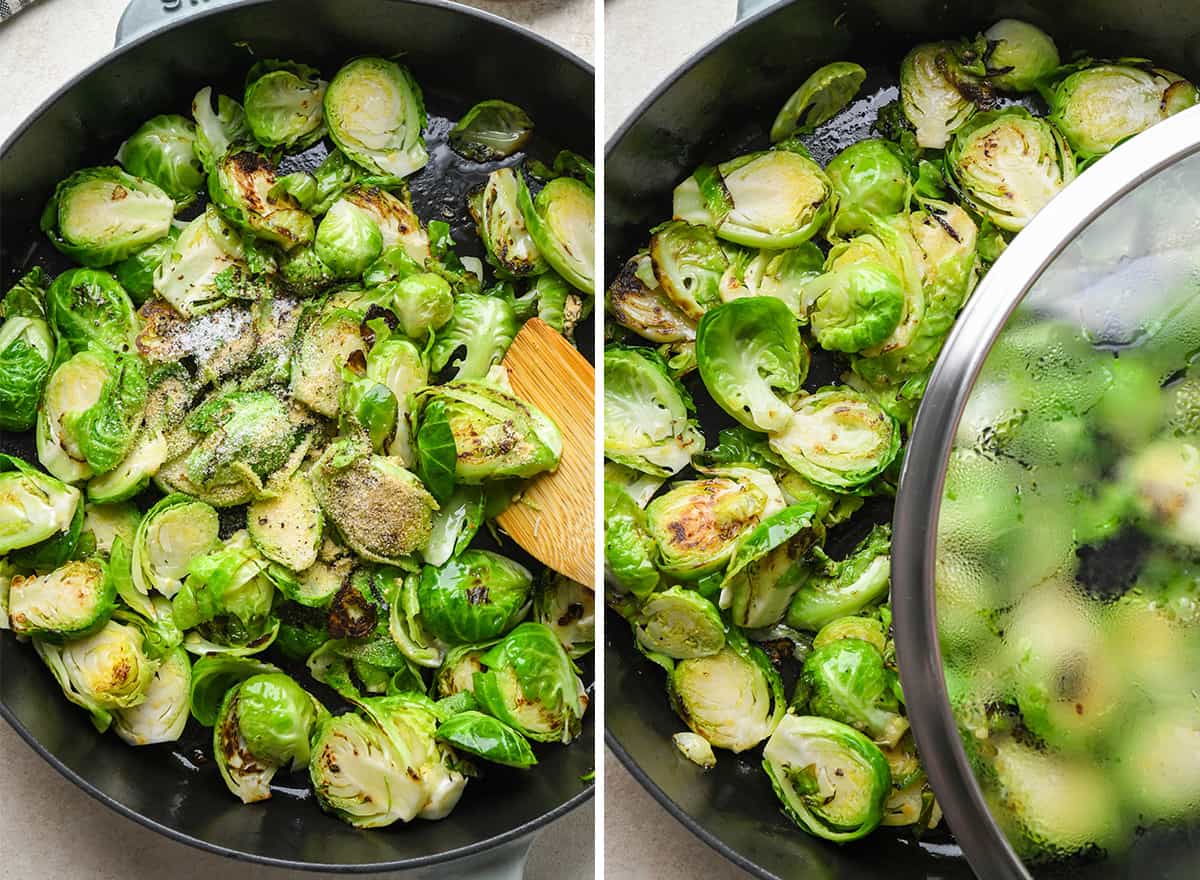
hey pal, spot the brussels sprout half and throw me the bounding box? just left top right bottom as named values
left=673, top=147, right=833, bottom=249
left=243, top=59, right=327, bottom=150
left=606, top=253, right=699, bottom=344
left=117, top=114, right=206, bottom=204
left=633, top=586, right=725, bottom=660
left=801, top=637, right=908, bottom=747
left=113, top=647, right=192, bottom=746
left=696, top=296, right=808, bottom=432
left=79, top=501, right=141, bottom=558
left=290, top=303, right=367, bottom=418
left=41, top=167, right=175, bottom=268
left=516, top=174, right=595, bottom=295
left=46, top=268, right=138, bottom=356
left=763, top=714, right=892, bottom=842
left=131, top=493, right=220, bottom=599
left=649, top=220, right=728, bottom=322
left=342, top=185, right=431, bottom=265
left=0, top=310, right=55, bottom=432
left=802, top=262, right=906, bottom=353
left=788, top=525, right=892, bottom=631
left=208, top=150, right=314, bottom=251
left=719, top=243, right=825, bottom=319
left=769, top=389, right=900, bottom=492
left=324, top=57, right=428, bottom=179
left=899, top=42, right=982, bottom=149
left=417, top=550, right=532, bottom=645
left=720, top=504, right=825, bottom=630
left=315, top=198, right=383, bottom=277
left=0, top=454, right=82, bottom=556
left=603, top=346, right=704, bottom=477
left=472, top=167, right=546, bottom=276
left=191, top=87, right=250, bottom=173
left=151, top=207, right=248, bottom=318
left=975, top=19, right=1060, bottom=93
left=246, top=472, right=324, bottom=572
left=7, top=558, right=116, bottom=641
left=87, top=430, right=167, bottom=504
left=428, top=292, right=518, bottom=382
left=449, top=100, right=535, bottom=163
left=825, top=139, right=911, bottom=237
left=532, top=572, right=594, bottom=660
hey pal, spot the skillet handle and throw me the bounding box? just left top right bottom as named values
left=736, top=0, right=781, bottom=20
left=115, top=0, right=242, bottom=46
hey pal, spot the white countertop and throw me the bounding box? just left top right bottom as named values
left=0, top=2, right=592, bottom=878
left=603, top=0, right=758, bottom=877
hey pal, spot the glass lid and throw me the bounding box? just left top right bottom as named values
left=893, top=107, right=1200, bottom=880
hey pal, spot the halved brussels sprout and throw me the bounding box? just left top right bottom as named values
left=411, top=382, right=562, bottom=484
left=770, top=61, right=866, bottom=143
left=649, top=221, right=728, bottom=321
left=0, top=305, right=55, bottom=431
left=37, top=349, right=147, bottom=482
left=46, top=268, right=138, bottom=355
left=973, top=20, right=1060, bottom=92
left=315, top=198, right=383, bottom=277
left=341, top=185, right=430, bottom=264
left=191, top=87, right=250, bottom=172
left=604, top=481, right=661, bottom=600
left=311, top=437, right=436, bottom=564
left=208, top=150, right=314, bottom=250
left=435, top=710, right=537, bottom=768
left=769, top=389, right=900, bottom=491
left=633, top=586, right=725, bottom=659
left=246, top=472, right=323, bottom=572
left=763, top=714, right=892, bottom=842
left=417, top=550, right=532, bottom=644
left=433, top=641, right=494, bottom=699
left=188, top=653, right=283, bottom=726
left=41, top=166, right=175, bottom=267
left=311, top=694, right=466, bottom=826
left=35, top=619, right=157, bottom=731
left=645, top=467, right=785, bottom=580
left=697, top=296, right=807, bottom=432
left=244, top=59, right=327, bottom=150
left=7, top=558, right=115, bottom=640
left=158, top=390, right=313, bottom=506
left=719, top=244, right=824, bottom=319
left=516, top=174, right=595, bottom=294
left=1044, top=64, right=1198, bottom=160
left=113, top=646, right=191, bottom=746
left=364, top=325, right=428, bottom=465
left=720, top=504, right=824, bottom=630
left=472, top=167, right=546, bottom=276
left=132, top=493, right=220, bottom=599
left=113, top=229, right=179, bottom=305
left=324, top=57, right=428, bottom=179
left=384, top=273, right=454, bottom=339
left=172, top=530, right=274, bottom=634
left=0, top=454, right=81, bottom=555
left=216, top=672, right=324, bottom=803
left=532, top=572, right=594, bottom=659
left=429, top=292, right=518, bottom=381
left=825, top=139, right=910, bottom=237
left=449, top=100, right=534, bottom=163
left=473, top=622, right=587, bottom=744
left=117, top=114, right=205, bottom=204
left=604, top=346, right=704, bottom=477
left=788, top=525, right=891, bottom=631
left=945, top=108, right=1076, bottom=232
left=606, top=253, right=698, bottom=344
left=79, top=501, right=141, bottom=558
left=802, top=262, right=905, bottom=353
left=899, top=42, right=981, bottom=149
left=151, top=207, right=247, bottom=317
left=673, top=147, right=833, bottom=249
left=670, top=631, right=784, bottom=752
left=802, top=637, right=908, bottom=747
left=291, top=303, right=367, bottom=418
left=86, top=430, right=167, bottom=504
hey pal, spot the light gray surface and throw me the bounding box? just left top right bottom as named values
left=0, top=1, right=592, bottom=878
left=603, top=1, right=757, bottom=877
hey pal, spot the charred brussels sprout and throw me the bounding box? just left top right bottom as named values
left=208, top=150, right=314, bottom=250
left=41, top=167, right=175, bottom=268
left=696, top=296, right=807, bottom=432
left=311, top=436, right=436, bottom=564
left=633, top=586, right=725, bottom=659
left=243, top=59, right=327, bottom=150
left=449, top=100, right=534, bottom=163
left=417, top=550, right=532, bottom=644
left=429, top=292, right=518, bottom=381
left=1044, top=64, right=1197, bottom=160
left=670, top=631, right=784, bottom=752
left=152, top=207, right=248, bottom=317
left=763, top=714, right=891, bottom=842
left=411, top=382, right=562, bottom=484
left=324, top=57, right=428, bottom=179
left=825, top=139, right=910, bottom=236
left=974, top=20, right=1060, bottom=93
left=0, top=454, right=81, bottom=555
left=720, top=504, right=824, bottom=629
left=649, top=220, right=728, bottom=321
left=788, top=525, right=891, bottom=631
left=673, top=147, right=833, bottom=249
left=473, top=622, right=587, bottom=744
left=645, top=467, right=785, bottom=579
left=899, top=42, right=982, bottom=149
left=0, top=271, right=55, bottom=431
left=603, top=347, right=703, bottom=477
left=7, top=558, right=115, bottom=640
left=132, top=493, right=220, bottom=599
left=315, top=198, right=383, bottom=277
left=117, top=114, right=205, bottom=204
left=802, top=262, right=905, bottom=353
left=46, top=268, right=138, bottom=354
left=341, top=186, right=430, bottom=264
left=532, top=572, right=593, bottom=659
left=768, top=389, right=900, bottom=491
left=801, top=637, right=908, bottom=747
left=606, top=253, right=698, bottom=344
left=517, top=174, right=595, bottom=294
left=112, top=646, right=191, bottom=746
left=945, top=109, right=1076, bottom=232
left=473, top=167, right=546, bottom=276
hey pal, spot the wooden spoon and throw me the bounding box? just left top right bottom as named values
left=497, top=318, right=595, bottom=588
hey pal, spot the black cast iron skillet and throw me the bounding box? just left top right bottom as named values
left=604, top=1, right=1200, bottom=878
left=0, top=0, right=593, bottom=873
